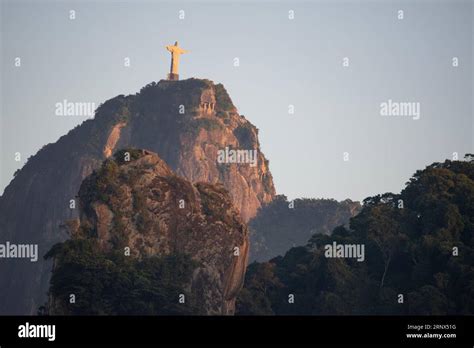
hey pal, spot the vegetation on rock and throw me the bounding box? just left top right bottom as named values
left=44, top=239, right=202, bottom=315
left=237, top=157, right=474, bottom=315
left=44, top=149, right=249, bottom=315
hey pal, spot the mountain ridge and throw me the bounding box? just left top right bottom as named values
left=0, top=78, right=275, bottom=314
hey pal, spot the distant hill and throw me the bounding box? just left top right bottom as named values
left=249, top=195, right=361, bottom=262
left=237, top=157, right=474, bottom=315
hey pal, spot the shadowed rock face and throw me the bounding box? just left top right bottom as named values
left=48, top=150, right=248, bottom=315
left=0, top=78, right=274, bottom=314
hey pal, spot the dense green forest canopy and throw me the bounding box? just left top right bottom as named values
left=237, top=156, right=474, bottom=315
left=44, top=239, right=202, bottom=315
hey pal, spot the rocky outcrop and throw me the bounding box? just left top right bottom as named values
left=129, top=79, right=275, bottom=222
left=0, top=78, right=275, bottom=314
left=50, top=149, right=249, bottom=315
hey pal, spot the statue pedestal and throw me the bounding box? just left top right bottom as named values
left=167, top=73, right=179, bottom=81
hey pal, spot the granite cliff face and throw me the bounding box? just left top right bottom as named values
left=47, top=149, right=248, bottom=315
left=129, top=79, right=275, bottom=221
left=0, top=78, right=274, bottom=314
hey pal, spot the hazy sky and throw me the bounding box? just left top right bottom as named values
left=1, top=0, right=472, bottom=202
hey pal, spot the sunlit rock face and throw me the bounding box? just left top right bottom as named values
left=0, top=78, right=274, bottom=314
left=47, top=149, right=249, bottom=315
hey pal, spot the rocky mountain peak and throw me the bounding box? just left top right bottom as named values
left=0, top=78, right=274, bottom=314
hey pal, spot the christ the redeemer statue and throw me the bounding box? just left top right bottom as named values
left=166, top=41, right=189, bottom=81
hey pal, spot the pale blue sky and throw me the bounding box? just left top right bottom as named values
left=1, top=0, right=473, bottom=202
